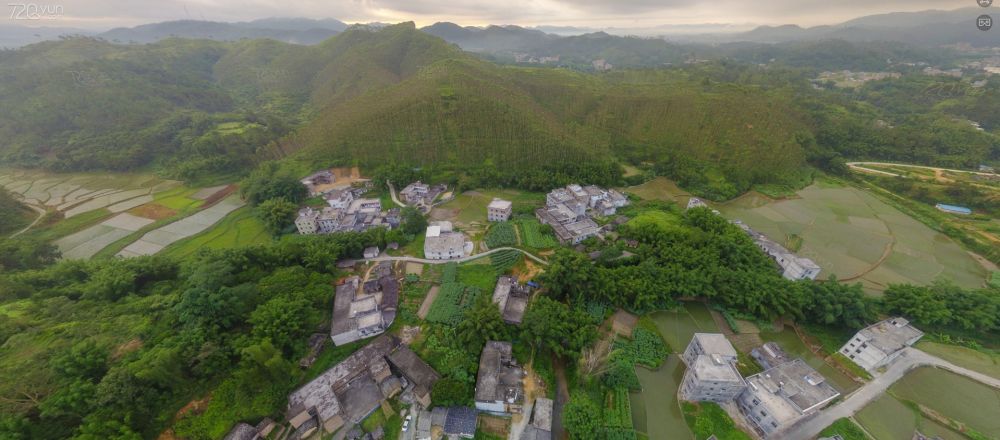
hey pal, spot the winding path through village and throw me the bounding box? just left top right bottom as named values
left=771, top=347, right=1000, bottom=440
left=365, top=247, right=549, bottom=266
left=386, top=181, right=407, bottom=208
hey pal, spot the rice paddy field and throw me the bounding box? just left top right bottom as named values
left=856, top=393, right=966, bottom=440
left=711, top=183, right=985, bottom=295
left=119, top=193, right=246, bottom=257
left=891, top=367, right=1000, bottom=438
left=158, top=206, right=270, bottom=259
left=915, top=342, right=1000, bottom=380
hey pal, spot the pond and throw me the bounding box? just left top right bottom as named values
left=631, top=302, right=721, bottom=440
left=758, top=329, right=858, bottom=395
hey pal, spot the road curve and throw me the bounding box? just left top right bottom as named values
left=10, top=204, right=46, bottom=238
left=771, top=347, right=1000, bottom=440
left=386, top=181, right=407, bottom=208
left=364, top=247, right=549, bottom=266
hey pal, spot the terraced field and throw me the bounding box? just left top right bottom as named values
left=119, top=194, right=246, bottom=257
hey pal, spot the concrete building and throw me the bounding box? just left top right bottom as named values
left=487, top=198, right=513, bottom=222
left=524, top=397, right=554, bottom=440
left=301, top=170, right=334, bottom=197
left=493, top=275, right=530, bottom=324
left=838, top=318, right=924, bottom=373
left=474, top=341, right=524, bottom=414
left=582, top=185, right=607, bottom=207
left=607, top=189, right=628, bottom=207
left=751, top=342, right=793, bottom=371
left=399, top=182, right=430, bottom=203
left=733, top=220, right=821, bottom=281
left=687, top=198, right=709, bottom=210
left=347, top=198, right=382, bottom=215
left=286, top=335, right=438, bottom=435
left=318, top=207, right=345, bottom=233
left=363, top=247, right=380, bottom=259
left=424, top=223, right=466, bottom=260
left=546, top=188, right=576, bottom=206
left=596, top=198, right=617, bottom=217
left=325, top=188, right=355, bottom=209
left=295, top=208, right=320, bottom=235
left=534, top=206, right=598, bottom=245
left=329, top=274, right=398, bottom=346
left=680, top=334, right=745, bottom=403
left=737, top=359, right=840, bottom=437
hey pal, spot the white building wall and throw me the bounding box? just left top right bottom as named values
left=475, top=401, right=505, bottom=413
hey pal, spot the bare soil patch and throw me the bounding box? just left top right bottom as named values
left=113, top=338, right=142, bottom=359
left=478, top=414, right=511, bottom=437
left=416, top=285, right=440, bottom=319
left=175, top=394, right=211, bottom=421
left=200, top=185, right=237, bottom=208
left=430, top=208, right=460, bottom=220
left=512, top=260, right=544, bottom=281
left=399, top=325, right=423, bottom=345
left=128, top=204, right=180, bottom=220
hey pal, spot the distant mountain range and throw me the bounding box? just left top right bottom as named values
left=1, top=7, right=996, bottom=50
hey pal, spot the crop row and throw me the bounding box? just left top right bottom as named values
left=490, top=249, right=521, bottom=273
left=515, top=219, right=558, bottom=249
left=442, top=261, right=457, bottom=283
left=485, top=222, right=517, bottom=248
left=425, top=282, right=467, bottom=325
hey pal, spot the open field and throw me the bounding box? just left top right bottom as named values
left=855, top=393, right=965, bottom=440
left=158, top=207, right=270, bottom=259
left=711, top=183, right=985, bottom=294
left=435, top=189, right=546, bottom=229
left=891, top=367, right=1000, bottom=438
left=915, top=342, right=1000, bottom=379
left=119, top=194, right=246, bottom=257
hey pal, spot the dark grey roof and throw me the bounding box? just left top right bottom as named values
left=431, top=407, right=449, bottom=426
left=387, top=345, right=441, bottom=389
left=371, top=425, right=385, bottom=440
left=345, top=428, right=365, bottom=440
left=223, top=423, right=259, bottom=440
left=337, top=260, right=357, bottom=268
left=444, top=406, right=478, bottom=437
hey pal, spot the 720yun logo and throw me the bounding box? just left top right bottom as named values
left=8, top=3, right=62, bottom=19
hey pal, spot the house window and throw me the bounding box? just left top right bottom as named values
left=856, top=349, right=862, bottom=354
left=760, top=410, right=767, bottom=417
left=752, top=399, right=759, bottom=405
left=849, top=355, right=855, bottom=359
left=771, top=422, right=778, bottom=428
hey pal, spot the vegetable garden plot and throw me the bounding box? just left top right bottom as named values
left=485, top=222, right=517, bottom=248
left=425, top=282, right=468, bottom=325
left=515, top=219, right=558, bottom=248
left=490, top=249, right=521, bottom=273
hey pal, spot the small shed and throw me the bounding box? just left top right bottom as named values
left=387, top=242, right=399, bottom=250
left=363, top=246, right=381, bottom=258
left=337, top=260, right=357, bottom=269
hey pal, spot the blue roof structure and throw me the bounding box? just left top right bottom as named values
left=935, top=204, right=972, bottom=214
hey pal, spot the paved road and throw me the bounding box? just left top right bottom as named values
left=386, top=181, right=407, bottom=208
left=366, top=247, right=549, bottom=266
left=508, top=398, right=534, bottom=440
left=772, top=348, right=1000, bottom=440
left=10, top=203, right=46, bottom=238
left=847, top=162, right=997, bottom=178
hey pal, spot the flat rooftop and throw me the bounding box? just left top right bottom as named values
left=692, top=333, right=738, bottom=358
left=746, top=359, right=840, bottom=420
left=424, top=232, right=464, bottom=253
left=532, top=397, right=554, bottom=431
left=856, top=318, right=924, bottom=356
left=693, top=354, right=743, bottom=382
left=488, top=198, right=513, bottom=210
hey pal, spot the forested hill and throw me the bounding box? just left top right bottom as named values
left=0, top=23, right=455, bottom=175
left=285, top=55, right=809, bottom=188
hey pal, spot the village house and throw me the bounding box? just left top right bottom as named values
left=487, top=198, right=513, bottom=222
left=736, top=359, right=840, bottom=437
left=596, top=198, right=617, bottom=216
left=839, top=318, right=924, bottom=373
left=329, top=273, right=398, bottom=346
left=301, top=170, right=335, bottom=197
left=295, top=208, right=320, bottom=235
left=607, top=189, right=628, bottom=207
left=732, top=219, right=820, bottom=281
left=399, top=181, right=430, bottom=203
left=424, top=221, right=467, bottom=260
left=443, top=406, right=478, bottom=438
left=534, top=206, right=598, bottom=245
left=522, top=397, right=553, bottom=440
left=750, top=342, right=793, bottom=371
left=680, top=334, right=746, bottom=403
left=222, top=418, right=276, bottom=440
left=582, top=185, right=607, bottom=207
left=363, top=246, right=381, bottom=259
left=286, top=335, right=439, bottom=435
left=492, top=275, right=530, bottom=324
left=325, top=188, right=359, bottom=209
left=318, top=207, right=345, bottom=233
left=474, top=341, right=524, bottom=414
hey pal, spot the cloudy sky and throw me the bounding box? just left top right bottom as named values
left=8, top=0, right=974, bottom=30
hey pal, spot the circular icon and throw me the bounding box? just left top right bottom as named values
left=979, top=14, right=993, bottom=31
left=980, top=0, right=993, bottom=7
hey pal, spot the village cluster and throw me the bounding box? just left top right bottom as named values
left=222, top=258, right=552, bottom=440
left=681, top=318, right=922, bottom=437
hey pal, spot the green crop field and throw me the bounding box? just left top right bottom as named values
left=916, top=342, right=1000, bottom=380
left=160, top=207, right=270, bottom=259
left=891, top=367, right=1000, bottom=439
left=715, top=185, right=986, bottom=295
